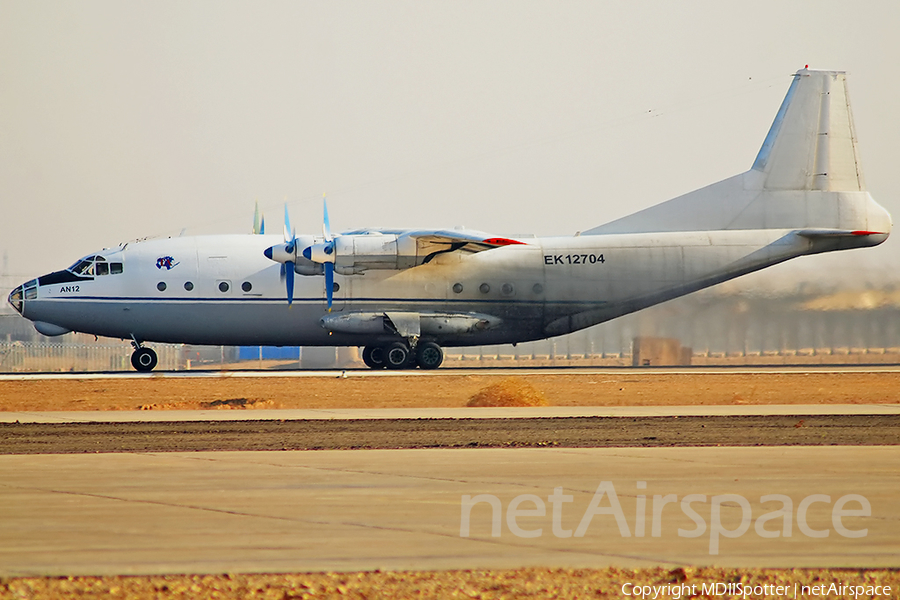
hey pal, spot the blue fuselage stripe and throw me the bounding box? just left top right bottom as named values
left=34, top=296, right=606, bottom=306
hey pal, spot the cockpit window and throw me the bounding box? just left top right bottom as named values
left=70, top=259, right=94, bottom=276
left=66, top=255, right=123, bottom=276
left=68, top=255, right=96, bottom=270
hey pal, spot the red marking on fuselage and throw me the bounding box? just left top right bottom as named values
left=851, top=231, right=884, bottom=236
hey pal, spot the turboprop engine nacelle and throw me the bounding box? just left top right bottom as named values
left=329, top=233, right=420, bottom=275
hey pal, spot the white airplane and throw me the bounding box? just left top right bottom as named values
left=8, top=68, right=891, bottom=372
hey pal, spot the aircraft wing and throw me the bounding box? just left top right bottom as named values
left=340, top=228, right=527, bottom=264
left=400, top=229, right=526, bottom=262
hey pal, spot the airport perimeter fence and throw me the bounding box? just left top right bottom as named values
left=0, top=342, right=348, bottom=372
left=0, top=341, right=186, bottom=372
left=2, top=339, right=900, bottom=372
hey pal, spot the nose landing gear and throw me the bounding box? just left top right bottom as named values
left=361, top=341, right=444, bottom=370
left=130, top=339, right=158, bottom=372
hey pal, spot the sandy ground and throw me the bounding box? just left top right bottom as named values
left=2, top=568, right=898, bottom=599
left=4, top=415, right=899, bottom=454
left=1, top=371, right=898, bottom=412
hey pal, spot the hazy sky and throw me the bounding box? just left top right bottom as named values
left=2, top=1, right=898, bottom=294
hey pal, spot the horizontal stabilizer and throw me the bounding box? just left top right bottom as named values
left=795, top=229, right=887, bottom=238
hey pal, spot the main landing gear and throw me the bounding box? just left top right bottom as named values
left=130, top=339, right=158, bottom=372
left=362, top=341, right=444, bottom=370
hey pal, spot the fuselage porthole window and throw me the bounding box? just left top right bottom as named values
left=184, top=281, right=194, bottom=291
left=479, top=283, right=490, bottom=294
left=241, top=281, right=252, bottom=293
left=218, top=281, right=230, bottom=293
left=157, top=282, right=167, bottom=292
left=332, top=282, right=340, bottom=293
left=452, top=283, right=463, bottom=294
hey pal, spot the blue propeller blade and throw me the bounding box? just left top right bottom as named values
left=285, top=262, right=295, bottom=306
left=324, top=262, right=334, bottom=311
left=323, top=195, right=332, bottom=241
left=281, top=204, right=297, bottom=306
left=283, top=204, right=293, bottom=243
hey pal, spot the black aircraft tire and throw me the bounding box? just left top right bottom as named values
left=362, top=346, right=386, bottom=369
left=416, top=342, right=444, bottom=370
left=384, top=342, right=410, bottom=370
left=131, top=348, right=158, bottom=372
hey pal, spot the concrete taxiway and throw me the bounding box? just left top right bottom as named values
left=2, top=404, right=899, bottom=423
left=1, top=446, right=897, bottom=576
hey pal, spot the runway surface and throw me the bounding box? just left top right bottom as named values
left=2, top=364, right=900, bottom=381
left=1, top=446, right=897, bottom=575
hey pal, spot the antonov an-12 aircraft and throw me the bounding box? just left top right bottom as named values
left=8, top=69, right=892, bottom=371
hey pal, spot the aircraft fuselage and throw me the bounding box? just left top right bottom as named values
left=12, top=226, right=884, bottom=349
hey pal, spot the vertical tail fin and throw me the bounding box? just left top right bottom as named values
left=753, top=69, right=864, bottom=191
